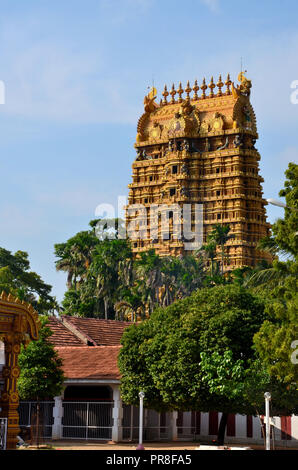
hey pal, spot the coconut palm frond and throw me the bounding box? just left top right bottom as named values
left=244, top=267, right=288, bottom=289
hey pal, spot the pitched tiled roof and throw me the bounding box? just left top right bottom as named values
left=47, top=317, right=86, bottom=347
left=55, top=346, right=121, bottom=380
left=60, top=316, right=132, bottom=346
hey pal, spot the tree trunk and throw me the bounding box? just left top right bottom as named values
left=221, top=246, right=224, bottom=276
left=217, top=412, right=228, bottom=446
left=104, top=298, right=108, bottom=320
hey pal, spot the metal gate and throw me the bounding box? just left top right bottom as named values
left=121, top=405, right=171, bottom=441
left=0, top=418, right=7, bottom=450
left=62, top=401, right=113, bottom=440
left=18, top=401, right=54, bottom=439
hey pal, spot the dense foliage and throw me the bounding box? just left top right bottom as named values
left=17, top=316, right=65, bottom=400
left=118, top=283, right=297, bottom=413
left=253, top=162, right=298, bottom=385
left=0, top=248, right=57, bottom=314
left=54, top=220, right=209, bottom=319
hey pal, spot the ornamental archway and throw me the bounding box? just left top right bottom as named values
left=0, top=292, right=40, bottom=449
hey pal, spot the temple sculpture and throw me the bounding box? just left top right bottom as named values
left=0, top=292, right=39, bottom=449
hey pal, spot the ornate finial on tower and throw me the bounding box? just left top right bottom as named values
left=185, top=80, right=191, bottom=101
left=193, top=79, right=199, bottom=101
left=144, top=86, right=158, bottom=113
left=162, top=84, right=169, bottom=105
left=170, top=84, right=177, bottom=104
left=225, top=73, right=232, bottom=95
left=177, top=82, right=184, bottom=103
left=217, top=74, right=224, bottom=96
left=208, top=76, right=215, bottom=97
left=201, top=78, right=207, bottom=99
left=231, top=71, right=252, bottom=98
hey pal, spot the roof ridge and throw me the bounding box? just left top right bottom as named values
left=66, top=316, right=132, bottom=324
left=61, top=316, right=97, bottom=346
left=47, top=316, right=86, bottom=346
left=55, top=344, right=121, bottom=348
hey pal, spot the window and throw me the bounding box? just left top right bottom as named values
left=170, top=188, right=176, bottom=196
left=172, top=165, right=178, bottom=174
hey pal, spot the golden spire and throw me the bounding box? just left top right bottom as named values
left=217, top=74, right=224, bottom=96
left=162, top=84, right=169, bottom=105
left=208, top=76, right=215, bottom=97
left=177, top=82, right=184, bottom=103
left=201, top=78, right=207, bottom=99
left=193, top=79, right=199, bottom=101
left=185, top=80, right=191, bottom=101
left=225, top=73, right=232, bottom=95
left=170, top=83, right=177, bottom=104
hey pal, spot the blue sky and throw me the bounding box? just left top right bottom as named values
left=0, top=0, right=297, bottom=303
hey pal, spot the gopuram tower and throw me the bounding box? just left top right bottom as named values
left=126, top=73, right=272, bottom=269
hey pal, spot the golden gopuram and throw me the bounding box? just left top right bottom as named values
left=0, top=292, right=39, bottom=449
left=126, top=72, right=272, bottom=269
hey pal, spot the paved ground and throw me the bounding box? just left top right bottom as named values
left=25, top=440, right=297, bottom=451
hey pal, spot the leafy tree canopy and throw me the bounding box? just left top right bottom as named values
left=0, top=248, right=56, bottom=315
left=119, top=284, right=298, bottom=420
left=18, top=316, right=65, bottom=400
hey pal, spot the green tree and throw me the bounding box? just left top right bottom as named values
left=198, top=240, right=218, bottom=277
left=245, top=163, right=298, bottom=385
left=18, top=316, right=65, bottom=400
left=54, top=230, right=99, bottom=290
left=244, top=162, right=298, bottom=290
left=18, top=316, right=65, bottom=445
left=118, top=284, right=297, bottom=444
left=273, top=162, right=298, bottom=258
left=208, top=224, right=233, bottom=275
left=89, top=238, right=133, bottom=319
left=254, top=276, right=298, bottom=385
left=0, top=248, right=56, bottom=315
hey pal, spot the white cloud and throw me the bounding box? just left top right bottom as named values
left=99, top=0, right=153, bottom=26
left=200, top=0, right=220, bottom=13
left=0, top=40, right=139, bottom=125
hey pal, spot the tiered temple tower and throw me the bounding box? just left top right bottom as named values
left=126, top=73, right=272, bottom=269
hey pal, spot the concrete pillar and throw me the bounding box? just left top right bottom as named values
left=290, top=415, right=298, bottom=441
left=112, top=386, right=123, bottom=442
left=200, top=412, right=209, bottom=436
left=253, top=415, right=262, bottom=442
left=235, top=414, right=246, bottom=439
left=52, top=395, right=63, bottom=440
left=169, top=411, right=178, bottom=441
left=273, top=416, right=281, bottom=441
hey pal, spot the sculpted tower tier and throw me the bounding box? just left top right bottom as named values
left=126, top=73, right=272, bottom=269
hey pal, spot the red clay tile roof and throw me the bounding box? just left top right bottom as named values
left=60, top=316, right=132, bottom=346
left=47, top=317, right=86, bottom=347
left=55, top=346, right=121, bottom=380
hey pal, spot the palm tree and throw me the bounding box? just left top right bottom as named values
left=89, top=239, right=133, bottom=319
left=208, top=224, right=233, bottom=275
left=54, top=231, right=99, bottom=290
left=177, top=255, right=205, bottom=296
left=134, top=250, right=164, bottom=314
left=198, top=240, right=217, bottom=277
left=243, top=236, right=293, bottom=290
